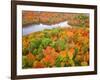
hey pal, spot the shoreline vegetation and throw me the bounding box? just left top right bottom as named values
left=22, top=11, right=89, bottom=27
left=22, top=11, right=89, bottom=68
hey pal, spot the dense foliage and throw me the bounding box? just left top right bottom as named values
left=22, top=27, right=89, bottom=68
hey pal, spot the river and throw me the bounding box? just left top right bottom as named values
left=22, top=21, right=71, bottom=36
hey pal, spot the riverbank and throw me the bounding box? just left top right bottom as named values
left=22, top=11, right=89, bottom=27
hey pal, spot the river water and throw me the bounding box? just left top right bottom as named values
left=22, top=21, right=71, bottom=36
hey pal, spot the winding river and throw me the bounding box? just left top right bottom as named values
left=22, top=21, right=71, bottom=36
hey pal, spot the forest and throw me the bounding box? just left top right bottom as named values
left=22, top=11, right=89, bottom=68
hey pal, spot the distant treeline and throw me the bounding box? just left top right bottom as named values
left=22, top=11, right=89, bottom=27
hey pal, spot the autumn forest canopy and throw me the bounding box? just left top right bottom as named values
left=22, top=11, right=89, bottom=68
